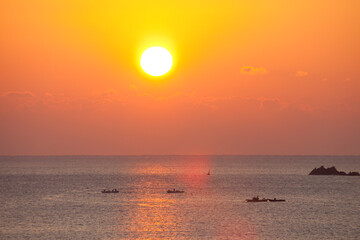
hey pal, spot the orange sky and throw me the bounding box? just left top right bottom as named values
left=1, top=0, right=359, bottom=155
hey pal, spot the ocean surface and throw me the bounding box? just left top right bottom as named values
left=0, top=155, right=359, bottom=239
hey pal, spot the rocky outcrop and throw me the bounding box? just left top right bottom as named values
left=348, top=171, right=360, bottom=176
left=309, top=166, right=359, bottom=176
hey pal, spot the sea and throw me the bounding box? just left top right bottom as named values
left=0, top=155, right=359, bottom=240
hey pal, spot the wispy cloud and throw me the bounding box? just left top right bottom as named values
left=240, top=66, right=267, bottom=75
left=296, top=71, right=308, bottom=77
left=257, top=97, right=287, bottom=111
left=91, top=89, right=118, bottom=98
left=1, top=91, right=35, bottom=98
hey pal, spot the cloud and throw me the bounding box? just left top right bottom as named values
left=300, top=104, right=317, bottom=114
left=87, top=89, right=121, bottom=106
left=1, top=91, right=35, bottom=98
left=296, top=71, right=308, bottom=77
left=257, top=97, right=287, bottom=111
left=129, top=85, right=138, bottom=91
left=44, top=92, right=53, bottom=97
left=91, top=89, right=117, bottom=97
left=240, top=66, right=267, bottom=75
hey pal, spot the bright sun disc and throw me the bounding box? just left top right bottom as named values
left=140, top=47, right=173, bottom=76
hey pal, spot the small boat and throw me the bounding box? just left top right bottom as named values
left=167, top=189, right=184, bottom=194
left=101, top=189, right=119, bottom=194
left=246, top=197, right=268, bottom=202
left=268, top=198, right=285, bottom=202
left=245, top=197, right=285, bottom=202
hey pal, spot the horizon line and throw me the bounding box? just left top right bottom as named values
left=1, top=154, right=360, bottom=157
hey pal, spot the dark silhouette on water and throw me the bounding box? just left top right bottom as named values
left=268, top=198, right=285, bottom=202
left=167, top=189, right=185, bottom=193
left=309, top=166, right=359, bottom=176
left=101, top=189, right=119, bottom=193
left=246, top=196, right=285, bottom=202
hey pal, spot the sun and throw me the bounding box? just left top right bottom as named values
left=140, top=47, right=173, bottom=76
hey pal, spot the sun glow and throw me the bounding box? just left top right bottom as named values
left=140, top=47, right=173, bottom=76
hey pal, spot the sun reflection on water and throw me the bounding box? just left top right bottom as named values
left=126, top=193, right=182, bottom=239
left=117, top=156, right=258, bottom=239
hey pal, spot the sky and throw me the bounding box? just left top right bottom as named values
left=1, top=0, right=359, bottom=155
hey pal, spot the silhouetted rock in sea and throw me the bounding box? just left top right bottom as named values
left=309, top=166, right=359, bottom=176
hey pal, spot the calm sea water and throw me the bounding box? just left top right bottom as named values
left=0, top=155, right=359, bottom=239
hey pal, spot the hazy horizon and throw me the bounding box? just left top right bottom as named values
left=1, top=1, right=359, bottom=155
left=2, top=154, right=360, bottom=157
